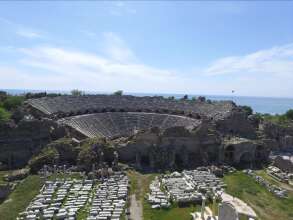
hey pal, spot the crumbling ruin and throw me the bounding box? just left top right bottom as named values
left=0, top=94, right=279, bottom=169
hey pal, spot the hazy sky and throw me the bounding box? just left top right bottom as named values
left=0, top=1, right=293, bottom=97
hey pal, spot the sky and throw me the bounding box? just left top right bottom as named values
left=0, top=1, right=293, bottom=97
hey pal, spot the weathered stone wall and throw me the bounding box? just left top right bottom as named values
left=0, top=119, right=66, bottom=168
left=219, top=137, right=271, bottom=167
left=116, top=123, right=222, bottom=170
left=216, top=111, right=256, bottom=139
left=114, top=118, right=271, bottom=170
left=260, top=121, right=293, bottom=150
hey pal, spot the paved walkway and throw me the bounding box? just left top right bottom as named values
left=129, top=194, right=142, bottom=220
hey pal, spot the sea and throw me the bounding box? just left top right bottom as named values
left=1, top=89, right=293, bottom=115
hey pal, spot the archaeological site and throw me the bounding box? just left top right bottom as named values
left=0, top=93, right=293, bottom=220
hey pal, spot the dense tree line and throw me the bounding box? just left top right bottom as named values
left=0, top=91, right=24, bottom=123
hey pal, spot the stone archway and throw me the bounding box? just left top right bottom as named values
left=224, top=145, right=235, bottom=164
left=239, top=152, right=253, bottom=168
left=175, top=153, right=184, bottom=170
left=255, top=145, right=264, bottom=159
left=255, top=145, right=265, bottom=167
left=141, top=155, right=150, bottom=167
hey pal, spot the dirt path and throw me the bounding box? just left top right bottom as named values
left=129, top=194, right=143, bottom=220
left=129, top=172, right=143, bottom=220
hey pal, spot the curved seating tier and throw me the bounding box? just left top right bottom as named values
left=58, top=112, right=201, bottom=139
left=27, top=95, right=235, bottom=120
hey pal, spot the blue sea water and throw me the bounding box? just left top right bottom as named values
left=1, top=89, right=293, bottom=115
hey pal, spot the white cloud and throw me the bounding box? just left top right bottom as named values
left=16, top=28, right=42, bottom=39
left=109, top=2, right=136, bottom=16
left=12, top=32, right=178, bottom=93
left=204, top=44, right=293, bottom=77
left=1, top=29, right=293, bottom=97
left=102, top=32, right=137, bottom=63
left=19, top=46, right=173, bottom=81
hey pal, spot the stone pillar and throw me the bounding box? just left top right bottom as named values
left=53, top=165, right=57, bottom=175
left=182, top=149, right=189, bottom=168
left=99, top=150, right=104, bottom=167
left=44, top=165, right=48, bottom=178
left=112, top=151, right=119, bottom=170
left=169, top=150, right=175, bottom=170
left=135, top=152, right=141, bottom=169
left=212, top=195, right=217, bottom=217
left=201, top=196, right=206, bottom=219
left=149, top=153, right=156, bottom=169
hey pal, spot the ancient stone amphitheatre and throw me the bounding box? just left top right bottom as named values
left=0, top=93, right=293, bottom=220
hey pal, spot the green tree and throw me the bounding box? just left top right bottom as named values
left=285, top=109, right=293, bottom=120
left=113, top=90, right=123, bottom=96
left=2, top=96, right=24, bottom=111
left=0, top=91, right=7, bottom=102
left=71, top=89, right=83, bottom=96
left=0, top=107, right=11, bottom=122
left=241, top=105, right=253, bottom=116
left=182, top=94, right=188, bottom=100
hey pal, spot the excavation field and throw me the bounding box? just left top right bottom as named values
left=0, top=170, right=293, bottom=220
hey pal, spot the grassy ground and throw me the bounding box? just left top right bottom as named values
left=224, top=171, right=293, bottom=220
left=143, top=202, right=198, bottom=220
left=0, top=175, right=43, bottom=220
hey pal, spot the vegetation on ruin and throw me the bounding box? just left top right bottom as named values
left=0, top=107, right=11, bottom=123
left=245, top=108, right=293, bottom=128
left=28, top=138, right=81, bottom=173
left=223, top=171, right=293, bottom=220
left=113, top=90, right=123, bottom=96
left=77, top=137, right=114, bottom=171
left=46, top=138, right=80, bottom=164
left=77, top=143, right=98, bottom=171
left=0, top=175, right=43, bottom=220
left=0, top=91, right=25, bottom=123
left=241, top=105, right=253, bottom=115
left=71, top=89, right=84, bottom=96
left=28, top=146, right=59, bottom=173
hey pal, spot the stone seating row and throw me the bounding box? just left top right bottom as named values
left=59, top=112, right=200, bottom=139
left=27, top=94, right=234, bottom=120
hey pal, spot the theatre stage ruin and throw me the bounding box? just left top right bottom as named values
left=17, top=94, right=273, bottom=170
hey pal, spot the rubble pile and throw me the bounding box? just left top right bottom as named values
left=266, top=166, right=292, bottom=183
left=18, top=179, right=93, bottom=220
left=147, top=176, right=170, bottom=209
left=17, top=172, right=129, bottom=220
left=162, top=171, right=202, bottom=203
left=147, top=168, right=225, bottom=208
left=87, top=172, right=128, bottom=220
left=243, top=169, right=288, bottom=198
